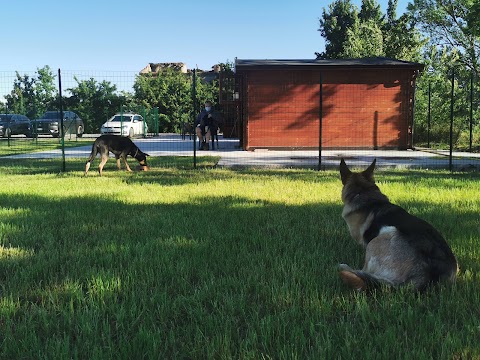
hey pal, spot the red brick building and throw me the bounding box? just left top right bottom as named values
left=234, top=58, right=424, bottom=150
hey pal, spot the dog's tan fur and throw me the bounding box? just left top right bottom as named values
left=338, top=159, right=458, bottom=291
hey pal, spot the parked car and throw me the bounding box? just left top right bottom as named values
left=33, top=111, right=84, bottom=138
left=100, top=113, right=148, bottom=137
left=0, top=113, right=35, bottom=138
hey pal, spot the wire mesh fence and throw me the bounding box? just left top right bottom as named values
left=0, top=66, right=479, bottom=172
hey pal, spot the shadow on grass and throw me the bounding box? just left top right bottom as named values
left=378, top=169, right=480, bottom=186
left=0, top=168, right=479, bottom=358
left=0, top=191, right=477, bottom=293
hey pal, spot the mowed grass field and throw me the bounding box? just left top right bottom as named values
left=0, top=137, right=93, bottom=157
left=0, top=157, right=479, bottom=359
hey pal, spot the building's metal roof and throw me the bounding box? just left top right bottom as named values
left=235, top=57, right=424, bottom=70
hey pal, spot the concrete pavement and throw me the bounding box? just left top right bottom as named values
left=4, top=134, right=480, bottom=170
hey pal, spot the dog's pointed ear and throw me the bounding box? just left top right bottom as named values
left=144, top=153, right=150, bottom=157
left=362, top=158, right=376, bottom=181
left=339, top=158, right=352, bottom=185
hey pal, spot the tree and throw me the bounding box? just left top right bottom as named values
left=383, top=1, right=426, bottom=61
left=3, top=66, right=56, bottom=119
left=317, top=0, right=424, bottom=61
left=359, top=0, right=383, bottom=23
left=34, top=66, right=57, bottom=118
left=134, top=69, right=189, bottom=133
left=316, top=0, right=358, bottom=59
left=414, top=47, right=463, bottom=146
left=342, top=18, right=384, bottom=57
left=66, top=77, right=125, bottom=133
left=317, top=0, right=479, bottom=150
left=133, top=68, right=218, bottom=133
left=408, top=0, right=480, bottom=73
left=4, top=73, right=34, bottom=116
left=408, top=0, right=480, bottom=149
left=467, top=0, right=480, bottom=36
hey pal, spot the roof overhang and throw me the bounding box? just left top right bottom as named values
left=235, top=57, right=424, bottom=72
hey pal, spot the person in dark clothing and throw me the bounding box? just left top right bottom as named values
left=195, top=101, right=221, bottom=150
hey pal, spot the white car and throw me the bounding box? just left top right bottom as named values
left=100, top=113, right=148, bottom=137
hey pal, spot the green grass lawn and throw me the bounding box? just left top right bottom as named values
left=0, top=137, right=92, bottom=157
left=0, top=159, right=479, bottom=359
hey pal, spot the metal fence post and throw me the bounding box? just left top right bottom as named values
left=6, top=104, right=11, bottom=148
left=120, top=105, right=124, bottom=137
left=469, top=73, right=474, bottom=152
left=141, top=107, right=147, bottom=137
left=449, top=68, right=454, bottom=171
left=58, top=68, right=66, bottom=172
left=318, top=72, right=323, bottom=171
left=427, top=82, right=431, bottom=148
left=192, top=69, right=197, bottom=169
left=154, top=107, right=159, bottom=136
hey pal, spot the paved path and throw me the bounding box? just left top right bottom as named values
left=4, top=134, right=480, bottom=170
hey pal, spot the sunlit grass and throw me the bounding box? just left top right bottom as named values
left=0, top=162, right=479, bottom=358
left=0, top=245, right=34, bottom=260
left=0, top=137, right=91, bottom=156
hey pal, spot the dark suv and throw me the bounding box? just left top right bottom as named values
left=0, top=114, right=35, bottom=137
left=33, top=111, right=84, bottom=137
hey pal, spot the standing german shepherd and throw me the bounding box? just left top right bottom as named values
left=181, top=122, right=194, bottom=140
left=84, top=135, right=149, bottom=176
left=338, top=159, right=458, bottom=291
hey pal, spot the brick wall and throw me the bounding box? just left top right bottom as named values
left=241, top=69, right=413, bottom=150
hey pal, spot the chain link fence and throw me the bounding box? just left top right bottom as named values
left=0, top=67, right=479, bottom=173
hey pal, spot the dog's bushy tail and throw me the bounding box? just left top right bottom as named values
left=84, top=142, right=99, bottom=175
left=339, top=268, right=385, bottom=292
left=86, top=142, right=99, bottom=163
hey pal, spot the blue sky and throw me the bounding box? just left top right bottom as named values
left=1, top=0, right=409, bottom=73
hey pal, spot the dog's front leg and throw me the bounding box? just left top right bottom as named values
left=121, top=155, right=132, bottom=172
left=114, top=155, right=122, bottom=170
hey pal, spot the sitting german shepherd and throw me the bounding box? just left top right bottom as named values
left=84, top=135, right=149, bottom=176
left=338, top=159, right=458, bottom=292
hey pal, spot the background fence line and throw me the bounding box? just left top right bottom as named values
left=0, top=67, right=479, bottom=172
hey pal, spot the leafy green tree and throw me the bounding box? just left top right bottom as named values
left=467, top=1, right=480, bottom=36
left=345, top=0, right=385, bottom=57
left=415, top=47, right=459, bottom=145
left=316, top=0, right=358, bottom=59
left=414, top=46, right=479, bottom=149
left=317, top=0, right=424, bottom=60
left=133, top=69, right=189, bottom=133
left=34, top=66, right=57, bottom=117
left=133, top=68, right=218, bottom=133
left=359, top=0, right=383, bottom=23
left=342, top=18, right=384, bottom=57
left=383, top=0, right=426, bottom=61
left=408, top=0, right=479, bottom=149
left=4, top=73, right=34, bottom=116
left=194, top=72, right=219, bottom=113
left=65, top=77, right=126, bottom=133
left=408, top=0, right=480, bottom=73
left=3, top=66, right=56, bottom=119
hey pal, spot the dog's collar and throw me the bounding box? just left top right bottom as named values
left=133, top=148, right=139, bottom=158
